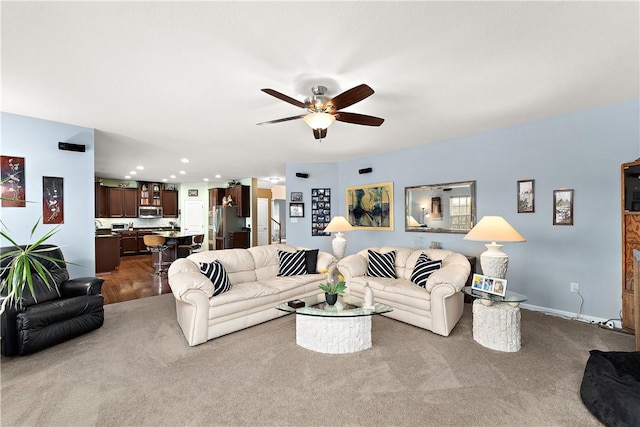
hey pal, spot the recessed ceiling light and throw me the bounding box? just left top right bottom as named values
left=129, top=171, right=137, bottom=175
left=269, top=177, right=280, bottom=183
left=170, top=175, right=176, bottom=179
left=125, top=175, right=131, bottom=179
left=215, top=174, right=221, bottom=179
left=179, top=171, right=186, bottom=175
left=181, top=158, right=190, bottom=163
left=162, top=178, right=168, bottom=182
left=203, top=178, right=209, bottom=182
left=136, top=165, right=144, bottom=170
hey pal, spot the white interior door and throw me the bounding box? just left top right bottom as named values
left=257, top=197, right=268, bottom=246
left=184, top=200, right=204, bottom=233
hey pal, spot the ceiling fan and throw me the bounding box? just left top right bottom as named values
left=257, top=84, right=384, bottom=140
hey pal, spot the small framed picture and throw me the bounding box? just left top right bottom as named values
left=290, top=203, right=304, bottom=218
left=291, top=192, right=303, bottom=202
left=553, top=189, right=574, bottom=225
left=517, top=179, right=535, bottom=213
left=188, top=189, right=198, bottom=197
left=471, top=273, right=508, bottom=297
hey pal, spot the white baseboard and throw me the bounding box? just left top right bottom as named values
left=520, top=303, right=622, bottom=329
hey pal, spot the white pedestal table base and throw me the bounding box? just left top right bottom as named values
left=296, top=315, right=372, bottom=354
left=472, top=300, right=521, bottom=352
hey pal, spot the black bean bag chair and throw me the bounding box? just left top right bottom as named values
left=580, top=350, right=640, bottom=427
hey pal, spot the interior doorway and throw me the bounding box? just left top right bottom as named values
left=257, top=197, right=269, bottom=246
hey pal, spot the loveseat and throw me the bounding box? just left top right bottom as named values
left=167, top=244, right=337, bottom=346
left=337, top=246, right=470, bottom=336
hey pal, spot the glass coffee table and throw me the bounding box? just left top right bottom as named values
left=276, top=294, right=393, bottom=354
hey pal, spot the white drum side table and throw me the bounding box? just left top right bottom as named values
left=472, top=300, right=521, bottom=352
left=463, top=287, right=528, bottom=353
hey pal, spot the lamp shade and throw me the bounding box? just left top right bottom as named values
left=463, top=216, right=525, bottom=243
left=464, top=216, right=525, bottom=279
left=324, top=216, right=354, bottom=233
left=407, top=216, right=421, bottom=227
left=303, top=112, right=336, bottom=130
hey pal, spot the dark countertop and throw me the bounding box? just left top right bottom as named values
left=96, top=227, right=181, bottom=237
left=95, top=232, right=119, bottom=238
left=153, top=231, right=197, bottom=239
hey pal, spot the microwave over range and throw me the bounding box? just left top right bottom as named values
left=139, top=206, right=163, bottom=218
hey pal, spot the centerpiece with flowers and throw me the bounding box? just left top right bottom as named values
left=318, top=269, right=346, bottom=306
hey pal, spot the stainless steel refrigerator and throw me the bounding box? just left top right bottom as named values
left=209, top=206, right=247, bottom=250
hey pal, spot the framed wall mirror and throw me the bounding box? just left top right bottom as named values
left=405, top=181, right=476, bottom=233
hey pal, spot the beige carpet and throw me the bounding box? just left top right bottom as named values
left=1, top=294, right=635, bottom=426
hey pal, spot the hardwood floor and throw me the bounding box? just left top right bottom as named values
left=98, top=254, right=171, bottom=304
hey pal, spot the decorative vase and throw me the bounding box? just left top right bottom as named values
left=325, top=293, right=338, bottom=306
left=363, top=283, right=374, bottom=308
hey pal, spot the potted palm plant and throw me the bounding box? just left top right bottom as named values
left=0, top=219, right=63, bottom=314
left=318, top=270, right=347, bottom=306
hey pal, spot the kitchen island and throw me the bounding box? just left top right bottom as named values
left=151, top=230, right=199, bottom=266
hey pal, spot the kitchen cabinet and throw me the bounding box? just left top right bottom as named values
left=120, top=231, right=138, bottom=256
left=140, top=182, right=162, bottom=206
left=108, top=188, right=138, bottom=218
left=209, top=188, right=225, bottom=210
left=162, top=190, right=178, bottom=218
left=229, top=230, right=250, bottom=249
left=95, top=235, right=120, bottom=273
left=225, top=185, right=250, bottom=217
left=95, top=183, right=109, bottom=218
left=137, top=230, right=154, bottom=253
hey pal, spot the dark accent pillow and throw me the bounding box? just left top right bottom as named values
left=410, top=253, right=442, bottom=288
left=277, top=250, right=307, bottom=276
left=305, top=249, right=319, bottom=274
left=366, top=250, right=397, bottom=278
left=199, top=260, right=232, bottom=296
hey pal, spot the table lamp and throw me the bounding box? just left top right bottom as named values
left=324, top=216, right=354, bottom=259
left=463, top=216, right=525, bottom=279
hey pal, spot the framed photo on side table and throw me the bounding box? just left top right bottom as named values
left=471, top=273, right=508, bottom=297
left=517, top=179, right=535, bottom=213
left=290, top=203, right=304, bottom=218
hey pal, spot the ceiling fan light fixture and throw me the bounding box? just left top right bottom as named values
left=303, top=112, right=336, bottom=130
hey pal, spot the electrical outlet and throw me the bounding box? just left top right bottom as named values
left=570, top=282, right=579, bottom=293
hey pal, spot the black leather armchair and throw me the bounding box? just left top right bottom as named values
left=1, top=245, right=105, bottom=356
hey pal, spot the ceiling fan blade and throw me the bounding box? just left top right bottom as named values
left=313, top=128, right=328, bottom=140
left=335, top=112, right=384, bottom=126
left=256, top=114, right=306, bottom=125
left=324, top=84, right=374, bottom=111
left=261, top=89, right=307, bottom=109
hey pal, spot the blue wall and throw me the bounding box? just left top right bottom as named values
left=1, top=112, right=96, bottom=277
left=286, top=99, right=640, bottom=321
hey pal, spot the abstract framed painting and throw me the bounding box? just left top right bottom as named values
left=1, top=155, right=26, bottom=207
left=42, top=176, right=64, bottom=224
left=346, top=181, right=393, bottom=230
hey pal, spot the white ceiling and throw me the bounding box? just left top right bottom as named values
left=2, top=1, right=638, bottom=188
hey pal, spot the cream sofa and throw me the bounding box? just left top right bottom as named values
left=167, top=244, right=337, bottom=346
left=337, top=246, right=470, bottom=336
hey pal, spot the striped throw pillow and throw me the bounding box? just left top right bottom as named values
left=199, top=260, right=232, bottom=296
left=277, top=250, right=307, bottom=276
left=366, top=250, right=397, bottom=278
left=410, top=253, right=442, bottom=288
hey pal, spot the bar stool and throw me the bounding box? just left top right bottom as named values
left=144, top=235, right=169, bottom=275
left=177, top=234, right=205, bottom=258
